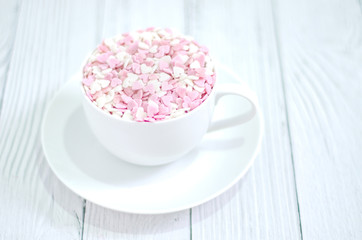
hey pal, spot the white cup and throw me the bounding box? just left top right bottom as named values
left=80, top=65, right=259, bottom=166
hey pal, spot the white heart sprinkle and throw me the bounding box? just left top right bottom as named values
left=96, top=95, right=107, bottom=108
left=102, top=68, right=112, bottom=74
left=188, top=75, right=199, bottom=80
left=179, top=55, right=189, bottom=63
left=170, top=39, right=180, bottom=46
left=183, top=45, right=189, bottom=51
left=157, top=91, right=167, bottom=97
left=205, top=68, right=213, bottom=75
left=160, top=56, right=172, bottom=63
left=98, top=80, right=110, bottom=88
left=122, top=110, right=133, bottom=121
left=123, top=56, right=132, bottom=67
left=188, top=43, right=199, bottom=53
left=149, top=45, right=158, bottom=53
left=173, top=67, right=184, bottom=77
left=190, top=61, right=201, bottom=69
left=135, top=107, right=147, bottom=120
left=116, top=52, right=127, bottom=61
left=90, top=81, right=101, bottom=94
left=159, top=72, right=171, bottom=82
left=113, top=85, right=123, bottom=93
left=141, top=64, right=152, bottom=74
left=127, top=73, right=139, bottom=82
left=193, top=85, right=205, bottom=93
left=184, top=78, right=194, bottom=86
left=138, top=41, right=149, bottom=49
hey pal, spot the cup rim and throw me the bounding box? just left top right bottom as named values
left=80, top=72, right=217, bottom=125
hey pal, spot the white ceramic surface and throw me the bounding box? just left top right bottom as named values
left=41, top=79, right=263, bottom=214
left=80, top=71, right=259, bottom=166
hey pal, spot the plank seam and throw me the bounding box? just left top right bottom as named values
left=269, top=0, right=304, bottom=239
left=80, top=2, right=106, bottom=238
left=190, top=208, right=193, bottom=240
left=81, top=199, right=86, bottom=240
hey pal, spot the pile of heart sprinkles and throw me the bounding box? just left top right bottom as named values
left=82, top=27, right=216, bottom=122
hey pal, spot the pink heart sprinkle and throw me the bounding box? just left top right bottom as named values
left=144, top=117, right=156, bottom=122
left=205, top=83, right=212, bottom=94
left=195, top=54, right=205, bottom=66
left=107, top=58, right=120, bottom=68
left=205, top=75, right=213, bottom=84
left=105, top=73, right=113, bottom=81
left=127, top=99, right=138, bottom=110
left=171, top=56, right=186, bottom=68
left=127, top=42, right=139, bottom=54
left=188, top=91, right=200, bottom=101
left=161, top=82, right=174, bottom=91
left=135, top=99, right=142, bottom=107
left=113, top=95, right=122, bottom=104
left=86, top=91, right=93, bottom=100
left=133, top=53, right=146, bottom=63
left=161, top=95, right=172, bottom=107
left=175, top=87, right=186, bottom=98
left=82, top=75, right=95, bottom=86
left=195, top=68, right=206, bottom=76
left=175, top=98, right=183, bottom=108
left=172, top=43, right=184, bottom=51
left=124, top=87, right=134, bottom=96
left=149, top=94, right=159, bottom=102
left=111, top=78, right=122, bottom=87
left=154, top=115, right=166, bottom=120
left=123, top=35, right=133, bottom=45
left=97, top=53, right=111, bottom=63
left=140, top=74, right=149, bottom=83
left=159, top=61, right=169, bottom=71
left=159, top=45, right=170, bottom=54
left=200, top=46, right=209, bottom=53
left=115, top=103, right=127, bottom=109
left=98, top=44, right=109, bottom=52
left=142, top=102, right=148, bottom=110
left=190, top=99, right=202, bottom=110
left=194, top=80, right=205, bottom=87
left=121, top=95, right=132, bottom=103
left=131, top=63, right=141, bottom=74
left=147, top=100, right=159, bottom=117
left=132, top=80, right=144, bottom=90
left=119, top=70, right=128, bottom=79
left=159, top=104, right=170, bottom=115
left=183, top=95, right=191, bottom=105
left=149, top=74, right=159, bottom=80
left=133, top=89, right=143, bottom=99
left=154, top=51, right=165, bottom=58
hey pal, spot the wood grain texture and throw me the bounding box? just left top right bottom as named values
left=82, top=1, right=190, bottom=239
left=189, top=0, right=301, bottom=239
left=1, top=0, right=361, bottom=239
left=0, top=0, right=101, bottom=239
left=274, top=0, right=362, bottom=239
left=0, top=0, right=19, bottom=114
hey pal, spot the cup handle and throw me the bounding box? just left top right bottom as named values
left=208, top=83, right=259, bottom=132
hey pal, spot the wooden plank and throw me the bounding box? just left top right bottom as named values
left=0, top=0, right=19, bottom=114
left=82, top=0, right=190, bottom=239
left=274, top=0, right=362, bottom=239
left=0, top=0, right=102, bottom=239
left=189, top=0, right=302, bottom=239
left=83, top=207, right=190, bottom=240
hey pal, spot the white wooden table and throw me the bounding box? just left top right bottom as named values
left=1, top=0, right=361, bottom=239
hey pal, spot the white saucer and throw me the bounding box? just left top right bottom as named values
left=41, top=78, right=263, bottom=214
